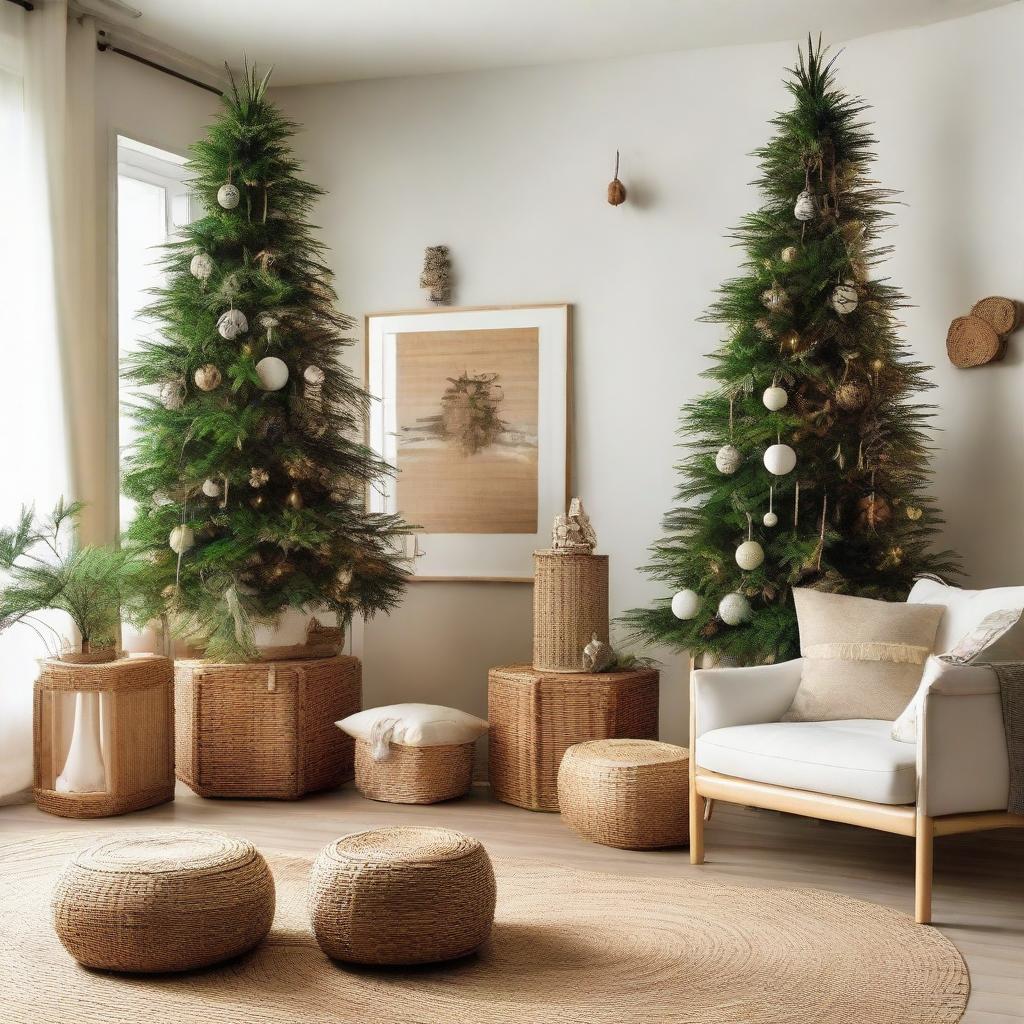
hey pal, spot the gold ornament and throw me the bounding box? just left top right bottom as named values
left=754, top=318, right=773, bottom=339
left=781, top=245, right=798, bottom=264
left=250, top=493, right=266, bottom=510
left=286, top=487, right=303, bottom=510
left=855, top=494, right=893, bottom=532
left=780, top=329, right=800, bottom=352
left=906, top=506, right=923, bottom=521
left=871, top=358, right=884, bottom=373
left=194, top=364, right=222, bottom=391
left=835, top=380, right=869, bottom=411
left=240, top=343, right=253, bottom=357
left=761, top=285, right=788, bottom=312
left=249, top=466, right=269, bottom=488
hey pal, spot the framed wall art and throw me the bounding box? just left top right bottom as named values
left=365, top=304, right=570, bottom=581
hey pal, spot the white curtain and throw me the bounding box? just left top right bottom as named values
left=0, top=1, right=97, bottom=802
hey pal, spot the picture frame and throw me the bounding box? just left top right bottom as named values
left=365, top=304, right=571, bottom=582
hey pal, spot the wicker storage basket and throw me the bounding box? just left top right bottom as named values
left=354, top=738, right=475, bottom=804
left=175, top=655, right=360, bottom=799
left=487, top=663, right=659, bottom=811
left=33, top=655, right=174, bottom=818
left=558, top=738, right=689, bottom=849
left=532, top=552, right=609, bottom=673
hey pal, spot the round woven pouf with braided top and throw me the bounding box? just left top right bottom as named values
left=52, top=830, right=275, bottom=972
left=309, top=827, right=496, bottom=965
left=558, top=739, right=689, bottom=849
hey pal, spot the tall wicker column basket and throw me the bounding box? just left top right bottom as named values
left=174, top=655, right=361, bottom=799
left=33, top=654, right=175, bottom=818
left=533, top=552, right=609, bottom=673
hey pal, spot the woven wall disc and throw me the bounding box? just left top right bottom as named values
left=946, top=314, right=1000, bottom=368
left=970, top=295, right=1019, bottom=335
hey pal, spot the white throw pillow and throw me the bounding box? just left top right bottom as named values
left=337, top=704, right=488, bottom=757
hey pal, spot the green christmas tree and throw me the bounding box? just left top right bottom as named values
left=626, top=40, right=959, bottom=665
left=122, top=67, right=410, bottom=661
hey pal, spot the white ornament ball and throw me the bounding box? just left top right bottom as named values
left=194, top=364, right=222, bottom=391
left=217, top=308, right=248, bottom=340
left=762, top=385, right=789, bottom=411
left=217, top=182, right=240, bottom=209
left=830, top=282, right=859, bottom=315
left=169, top=525, right=194, bottom=554
left=735, top=540, right=765, bottom=571
left=794, top=190, right=816, bottom=221
left=190, top=253, right=214, bottom=281
left=303, top=364, right=325, bottom=387
left=781, top=245, right=799, bottom=264
left=715, top=444, right=742, bottom=475
left=160, top=380, right=185, bottom=410
left=763, top=443, right=797, bottom=476
left=763, top=511, right=779, bottom=528
left=255, top=356, right=290, bottom=391
left=671, top=589, right=701, bottom=620
left=201, top=478, right=221, bottom=498
left=718, top=592, right=752, bottom=626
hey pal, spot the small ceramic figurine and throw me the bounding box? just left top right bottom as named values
left=582, top=633, right=615, bottom=673
left=551, top=497, right=597, bottom=554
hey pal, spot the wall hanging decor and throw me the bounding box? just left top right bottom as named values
left=947, top=295, right=1020, bottom=368
left=606, top=150, right=626, bottom=206
left=366, top=304, right=570, bottom=581
left=419, top=245, right=453, bottom=305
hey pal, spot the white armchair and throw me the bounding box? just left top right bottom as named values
left=689, top=579, right=1024, bottom=924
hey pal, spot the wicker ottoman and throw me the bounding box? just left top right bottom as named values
left=558, top=739, right=689, bottom=849
left=354, top=739, right=475, bottom=804
left=52, top=830, right=275, bottom=972
left=309, top=827, right=496, bottom=965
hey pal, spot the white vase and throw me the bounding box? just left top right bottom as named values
left=55, top=691, right=107, bottom=794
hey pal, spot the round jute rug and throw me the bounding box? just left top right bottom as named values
left=0, top=833, right=968, bottom=1024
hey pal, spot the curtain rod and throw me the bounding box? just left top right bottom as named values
left=96, top=31, right=223, bottom=96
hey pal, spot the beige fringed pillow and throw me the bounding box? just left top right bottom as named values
left=783, top=589, right=944, bottom=722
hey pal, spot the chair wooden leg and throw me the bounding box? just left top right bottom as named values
left=915, top=811, right=934, bottom=925
left=690, top=787, right=706, bottom=864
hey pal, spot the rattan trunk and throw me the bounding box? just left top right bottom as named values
left=487, top=663, right=659, bottom=811
left=532, top=552, right=609, bottom=672
left=354, top=739, right=475, bottom=804
left=175, top=655, right=361, bottom=799
left=33, top=655, right=174, bottom=818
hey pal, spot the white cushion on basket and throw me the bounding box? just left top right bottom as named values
left=337, top=704, right=488, bottom=751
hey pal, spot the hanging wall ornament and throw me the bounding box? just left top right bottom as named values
left=217, top=308, right=248, bottom=340
left=194, top=364, right=222, bottom=391
left=189, top=253, right=214, bottom=282
left=735, top=513, right=765, bottom=571
left=169, top=525, right=194, bottom=554
left=160, top=380, right=186, bottom=410
left=761, top=285, right=788, bottom=312
left=671, top=589, right=701, bottom=620
left=762, top=383, right=788, bottom=411
left=794, top=189, right=816, bottom=221
left=781, top=245, right=799, bottom=264
left=764, top=437, right=797, bottom=476
left=606, top=150, right=627, bottom=206
left=763, top=485, right=778, bottom=528
left=217, top=182, right=240, bottom=210
left=249, top=466, right=269, bottom=488
left=718, top=592, right=752, bottom=626
left=830, top=281, right=859, bottom=315
left=255, top=356, right=289, bottom=391
left=201, top=478, right=221, bottom=498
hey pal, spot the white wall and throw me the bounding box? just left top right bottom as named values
left=259, top=4, right=1023, bottom=742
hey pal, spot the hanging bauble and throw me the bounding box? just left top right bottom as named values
left=670, top=589, right=700, bottom=620
left=762, top=385, right=788, bottom=411
left=217, top=308, right=248, bottom=340
left=763, top=443, right=797, bottom=476
left=160, top=380, right=185, bottom=410
left=189, top=253, right=214, bottom=281
left=781, top=245, right=799, bottom=264
left=830, top=281, right=859, bottom=315
left=285, top=487, right=304, bottom=510
left=715, top=444, right=742, bottom=475
left=761, top=286, right=788, bottom=312
left=221, top=272, right=242, bottom=299
left=906, top=506, right=923, bottom=521
left=250, top=493, right=266, bottom=510
left=763, top=511, right=779, bottom=528
left=754, top=318, right=773, bottom=339
left=169, top=525, right=194, bottom=554
left=780, top=329, right=801, bottom=353
left=255, top=356, right=289, bottom=391
left=249, top=466, right=269, bottom=488
left=735, top=540, right=765, bottom=571
left=303, top=364, right=325, bottom=387
left=201, top=478, right=221, bottom=498
left=855, top=494, right=893, bottom=531
left=835, top=380, right=869, bottom=411
left=217, top=182, right=240, bottom=209
left=194, top=364, right=222, bottom=391
left=794, top=190, right=816, bottom=221
left=718, top=592, right=752, bottom=626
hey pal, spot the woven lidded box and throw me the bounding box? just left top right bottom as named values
left=532, top=552, right=609, bottom=673
left=175, top=655, right=361, bottom=799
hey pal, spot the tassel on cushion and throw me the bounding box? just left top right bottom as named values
left=369, top=718, right=399, bottom=761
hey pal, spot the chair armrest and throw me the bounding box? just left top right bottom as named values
left=692, top=659, right=803, bottom=739
left=922, top=657, right=1000, bottom=696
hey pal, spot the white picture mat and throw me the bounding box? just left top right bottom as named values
left=367, top=305, right=569, bottom=580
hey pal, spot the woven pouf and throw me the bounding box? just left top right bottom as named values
left=558, top=739, right=690, bottom=849
left=354, top=738, right=475, bottom=804
left=52, top=830, right=275, bottom=972
left=309, top=827, right=496, bottom=965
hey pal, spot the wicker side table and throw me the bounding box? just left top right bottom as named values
left=558, top=739, right=689, bottom=849
left=175, top=655, right=361, bottom=799
left=487, top=663, right=659, bottom=811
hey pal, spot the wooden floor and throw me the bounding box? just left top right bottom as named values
left=4, top=784, right=1023, bottom=1022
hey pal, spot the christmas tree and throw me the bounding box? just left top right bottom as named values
left=626, top=39, right=959, bottom=665
left=122, top=67, right=410, bottom=661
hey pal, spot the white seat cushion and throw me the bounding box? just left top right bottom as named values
left=697, top=720, right=916, bottom=805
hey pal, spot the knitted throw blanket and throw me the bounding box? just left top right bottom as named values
left=991, top=663, right=1024, bottom=815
